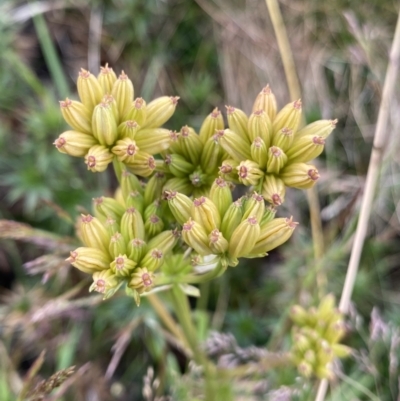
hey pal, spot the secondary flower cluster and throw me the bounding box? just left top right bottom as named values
left=54, top=65, right=177, bottom=175
left=289, top=294, right=351, bottom=379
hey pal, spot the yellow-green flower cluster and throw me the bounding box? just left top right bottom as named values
left=54, top=65, right=178, bottom=175
left=165, top=177, right=298, bottom=267
left=158, top=109, right=228, bottom=197
left=217, top=85, right=337, bottom=206
left=290, top=294, right=351, bottom=379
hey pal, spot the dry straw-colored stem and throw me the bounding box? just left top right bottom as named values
left=316, top=9, right=400, bottom=401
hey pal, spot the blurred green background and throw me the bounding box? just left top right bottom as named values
left=1, top=0, right=400, bottom=400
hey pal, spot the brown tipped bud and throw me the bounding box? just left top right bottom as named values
left=249, top=216, right=297, bottom=255
left=54, top=131, right=97, bottom=157
left=141, top=96, right=179, bottom=129
left=280, top=163, right=320, bottom=189
left=209, top=178, right=233, bottom=219
left=179, top=125, right=202, bottom=165
left=199, top=107, right=224, bottom=143
left=109, top=232, right=127, bottom=259
left=92, top=101, right=118, bottom=146
left=93, top=196, right=125, bottom=221
left=286, top=135, right=325, bottom=163
left=266, top=146, right=288, bottom=174
left=272, top=127, right=294, bottom=152
left=228, top=216, right=260, bottom=259
left=200, top=134, right=222, bottom=175
left=111, top=138, right=139, bottom=163
left=164, top=190, right=192, bottom=225
left=85, top=145, right=114, bottom=172
left=80, top=214, right=111, bottom=254
left=262, top=175, right=286, bottom=206
left=134, top=128, right=171, bottom=155
left=220, top=198, right=243, bottom=241
left=127, top=238, right=146, bottom=262
left=120, top=207, right=145, bottom=242
left=219, top=159, right=240, bottom=182
left=237, top=160, right=264, bottom=186
left=67, top=247, right=110, bottom=274
left=248, top=110, right=272, bottom=147
left=120, top=170, right=144, bottom=198
left=272, top=99, right=302, bottom=136
left=144, top=172, right=167, bottom=207
left=250, top=137, right=268, bottom=169
left=191, top=196, right=221, bottom=233
left=226, top=105, right=249, bottom=141
left=111, top=71, right=134, bottom=119
left=260, top=206, right=277, bottom=226
left=125, top=152, right=156, bottom=177
left=144, top=214, right=164, bottom=237
left=182, top=218, right=213, bottom=256
left=146, top=230, right=179, bottom=254
left=290, top=305, right=309, bottom=326
left=217, top=129, right=251, bottom=162
left=77, top=68, right=103, bottom=111
left=59, top=98, right=92, bottom=134
left=163, top=177, right=192, bottom=196
left=209, top=229, right=229, bottom=254
left=104, top=216, right=120, bottom=236
left=123, top=97, right=147, bottom=126
left=252, top=85, right=277, bottom=121
left=140, top=248, right=164, bottom=271
left=295, top=119, right=337, bottom=139
left=242, top=192, right=265, bottom=221
left=89, top=270, right=120, bottom=298
left=102, top=94, right=119, bottom=122
left=125, top=191, right=144, bottom=213
left=129, top=267, right=155, bottom=294
left=97, top=63, right=117, bottom=95
left=165, top=153, right=194, bottom=178
left=110, top=254, right=137, bottom=277
left=117, top=120, right=140, bottom=140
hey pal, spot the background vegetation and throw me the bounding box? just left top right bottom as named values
left=0, top=0, right=400, bottom=399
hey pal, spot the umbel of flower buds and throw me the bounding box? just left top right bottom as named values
left=54, top=65, right=179, bottom=175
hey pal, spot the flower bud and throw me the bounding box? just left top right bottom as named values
left=179, top=125, right=202, bottom=165
left=266, top=146, right=288, bottom=174
left=140, top=248, right=164, bottom=271
left=93, top=196, right=125, bottom=221
left=127, top=238, right=146, bottom=262
left=144, top=214, right=164, bottom=237
left=272, top=127, right=294, bottom=152
left=120, top=207, right=145, bottom=242
left=216, top=129, right=251, bottom=161
left=249, top=216, right=297, bottom=255
left=226, top=105, right=249, bottom=140
left=242, top=192, right=265, bottom=221
left=111, top=71, right=134, bottom=119
left=126, top=191, right=144, bottom=213
left=104, top=217, right=120, bottom=236
left=144, top=172, right=167, bottom=207
left=317, top=294, right=336, bottom=321
left=121, top=170, right=143, bottom=198
left=59, top=98, right=92, bottom=134
left=208, top=229, right=229, bottom=254
left=134, top=128, right=171, bottom=155
left=290, top=305, right=309, bottom=326
left=123, top=97, right=147, bottom=125
left=117, top=120, right=140, bottom=140
left=250, top=137, right=268, bottom=169
left=228, top=216, right=260, bottom=259
left=237, top=160, right=264, bottom=186
left=125, top=152, right=156, bottom=177
left=102, top=94, right=119, bottom=122
left=67, top=247, right=110, bottom=274
left=220, top=199, right=243, bottom=241
left=286, top=135, right=325, bottom=163
left=144, top=200, right=161, bottom=221
left=85, top=145, right=114, bottom=172
left=260, top=206, right=277, bottom=226
left=90, top=269, right=120, bottom=298
left=164, top=190, right=192, bottom=225
left=262, top=175, right=286, bottom=206
left=280, top=163, right=319, bottom=189
left=199, top=107, right=224, bottom=143
left=97, top=64, right=117, bottom=95
left=165, top=153, right=195, bottom=178
left=252, top=85, right=277, bottom=121
left=92, top=101, right=118, bottom=146
left=191, top=196, right=221, bottom=232
left=54, top=131, right=97, bottom=157
left=141, top=96, right=179, bottom=129
left=182, top=219, right=213, bottom=256
left=209, top=178, right=233, bottom=219
left=80, top=214, right=111, bottom=254
left=295, top=119, right=337, bottom=139
left=189, top=169, right=209, bottom=190
left=110, top=254, right=137, bottom=277
left=163, top=177, right=192, bottom=196
left=200, top=134, right=222, bottom=174
left=111, top=138, right=139, bottom=163
left=331, top=344, right=351, bottom=358
left=146, top=229, right=179, bottom=254
left=77, top=69, right=103, bottom=111
left=248, top=110, right=272, bottom=146
left=272, top=99, right=302, bottom=136
left=219, top=159, right=240, bottom=182
left=109, top=232, right=127, bottom=259
left=129, top=267, right=155, bottom=294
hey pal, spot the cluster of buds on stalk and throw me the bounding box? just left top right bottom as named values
left=289, top=294, right=351, bottom=379
left=54, top=65, right=178, bottom=175
left=165, top=178, right=298, bottom=267
left=217, top=86, right=337, bottom=206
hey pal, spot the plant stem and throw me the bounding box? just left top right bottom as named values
left=315, top=8, right=400, bottom=401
